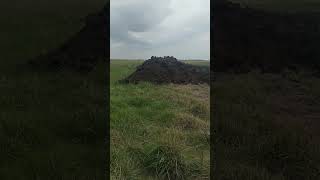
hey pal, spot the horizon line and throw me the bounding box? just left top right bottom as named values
left=110, top=58, right=210, bottom=61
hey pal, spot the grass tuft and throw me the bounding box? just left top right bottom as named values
left=130, top=145, right=188, bottom=179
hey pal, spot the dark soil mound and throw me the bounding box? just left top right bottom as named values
left=122, top=56, right=209, bottom=84
left=29, top=4, right=109, bottom=72
left=213, top=0, right=320, bottom=73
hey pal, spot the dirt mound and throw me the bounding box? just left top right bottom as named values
left=122, top=56, right=209, bottom=84
left=213, top=0, right=320, bottom=73
left=29, top=4, right=109, bottom=72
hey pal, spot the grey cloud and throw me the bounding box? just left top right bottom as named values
left=110, top=0, right=210, bottom=60
left=111, top=0, right=172, bottom=48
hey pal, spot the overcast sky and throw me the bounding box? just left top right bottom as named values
left=110, top=0, right=210, bottom=60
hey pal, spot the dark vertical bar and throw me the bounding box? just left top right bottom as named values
left=210, top=1, right=215, bottom=180
left=212, top=0, right=320, bottom=179
left=104, top=1, right=111, bottom=179
left=0, top=1, right=110, bottom=179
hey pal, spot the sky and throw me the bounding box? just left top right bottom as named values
left=110, top=0, right=210, bottom=60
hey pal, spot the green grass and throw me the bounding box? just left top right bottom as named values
left=0, top=0, right=107, bottom=179
left=110, top=60, right=210, bottom=179
left=213, top=71, right=320, bottom=179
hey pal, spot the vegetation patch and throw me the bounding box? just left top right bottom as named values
left=214, top=71, right=320, bottom=180
left=111, top=60, right=210, bottom=179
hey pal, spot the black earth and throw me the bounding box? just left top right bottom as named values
left=121, top=56, right=210, bottom=84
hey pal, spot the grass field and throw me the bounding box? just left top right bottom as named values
left=214, top=1, right=320, bottom=179
left=0, top=0, right=107, bottom=179
left=110, top=60, right=210, bottom=179
left=2, top=0, right=320, bottom=179
left=214, top=71, right=320, bottom=179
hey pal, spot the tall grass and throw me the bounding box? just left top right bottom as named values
left=110, top=60, right=210, bottom=179
left=213, top=71, right=320, bottom=179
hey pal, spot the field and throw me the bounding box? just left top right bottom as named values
left=0, top=0, right=107, bottom=179
left=110, top=60, right=210, bottom=179
left=211, top=0, right=320, bottom=180
left=214, top=1, right=320, bottom=179
left=2, top=0, right=320, bottom=179
left=214, top=71, right=320, bottom=179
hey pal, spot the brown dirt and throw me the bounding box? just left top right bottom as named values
left=121, top=56, right=209, bottom=84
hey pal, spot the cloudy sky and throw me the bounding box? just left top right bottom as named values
left=110, top=0, right=210, bottom=60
